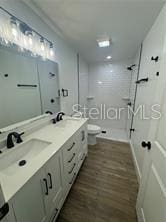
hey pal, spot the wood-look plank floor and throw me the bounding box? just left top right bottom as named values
left=57, top=139, right=138, bottom=222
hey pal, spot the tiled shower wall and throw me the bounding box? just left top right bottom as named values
left=78, top=56, right=89, bottom=110
left=88, top=61, right=132, bottom=130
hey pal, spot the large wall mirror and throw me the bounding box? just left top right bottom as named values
left=0, top=45, right=60, bottom=129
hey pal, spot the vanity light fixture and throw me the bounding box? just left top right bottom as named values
left=0, top=6, right=55, bottom=61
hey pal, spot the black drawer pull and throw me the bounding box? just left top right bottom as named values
left=136, top=78, right=148, bottom=84
left=67, top=142, right=75, bottom=151
left=81, top=131, right=85, bottom=141
left=48, top=173, right=53, bottom=189
left=43, top=178, right=49, bottom=195
left=68, top=153, right=76, bottom=163
left=0, top=203, right=9, bottom=220
left=68, top=163, right=76, bottom=174
left=69, top=173, right=76, bottom=185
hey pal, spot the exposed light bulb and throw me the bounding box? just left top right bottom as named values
left=41, top=42, right=45, bottom=51
left=49, top=43, right=54, bottom=56
left=50, top=48, right=54, bottom=56
left=10, top=17, right=18, bottom=38
left=12, top=27, right=18, bottom=38
left=23, top=36, right=27, bottom=47
left=28, top=34, right=33, bottom=46
left=26, top=31, right=33, bottom=46
left=40, top=38, right=45, bottom=51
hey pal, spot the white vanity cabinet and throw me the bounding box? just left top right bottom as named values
left=4, top=121, right=88, bottom=222
left=0, top=185, right=16, bottom=222
left=62, top=134, right=79, bottom=198
left=11, top=150, right=63, bottom=222
left=12, top=168, right=47, bottom=222
left=62, top=124, right=88, bottom=199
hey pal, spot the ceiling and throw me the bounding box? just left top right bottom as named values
left=27, top=0, right=164, bottom=63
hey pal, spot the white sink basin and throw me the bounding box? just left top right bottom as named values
left=0, top=139, right=51, bottom=176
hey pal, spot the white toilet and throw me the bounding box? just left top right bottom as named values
left=88, top=124, right=101, bottom=145
left=72, top=112, right=101, bottom=145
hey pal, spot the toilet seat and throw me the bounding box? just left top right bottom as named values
left=88, top=124, right=101, bottom=134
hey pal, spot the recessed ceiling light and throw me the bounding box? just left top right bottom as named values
left=97, top=39, right=110, bottom=48
left=98, top=81, right=103, bottom=84
left=106, top=56, right=112, bottom=59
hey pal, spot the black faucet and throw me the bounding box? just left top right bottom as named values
left=45, top=111, right=56, bottom=124
left=7, top=132, right=24, bottom=149
left=56, top=112, right=65, bottom=122
left=45, top=111, right=53, bottom=115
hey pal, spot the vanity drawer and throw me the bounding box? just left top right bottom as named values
left=68, top=169, right=77, bottom=186
left=65, top=160, right=77, bottom=181
left=78, top=143, right=87, bottom=170
left=63, top=169, right=77, bottom=199
left=64, top=151, right=77, bottom=170
left=63, top=136, right=78, bottom=161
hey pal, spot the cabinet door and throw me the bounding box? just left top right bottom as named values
left=12, top=169, right=47, bottom=222
left=45, top=151, right=63, bottom=215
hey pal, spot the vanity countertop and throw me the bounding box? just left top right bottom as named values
left=0, top=117, right=88, bottom=202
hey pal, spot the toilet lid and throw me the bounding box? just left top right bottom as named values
left=88, top=124, right=101, bottom=134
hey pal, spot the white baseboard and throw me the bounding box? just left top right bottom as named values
left=129, top=140, right=141, bottom=183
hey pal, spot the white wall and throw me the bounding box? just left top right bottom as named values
left=0, top=0, right=87, bottom=115
left=88, top=61, right=132, bottom=130
left=130, top=4, right=166, bottom=180
left=78, top=55, right=89, bottom=111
